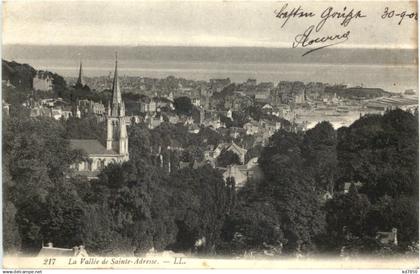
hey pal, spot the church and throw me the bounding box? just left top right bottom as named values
left=70, top=54, right=129, bottom=178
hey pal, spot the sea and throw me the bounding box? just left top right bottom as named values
left=2, top=45, right=418, bottom=93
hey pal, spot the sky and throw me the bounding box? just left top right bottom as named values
left=2, top=0, right=418, bottom=49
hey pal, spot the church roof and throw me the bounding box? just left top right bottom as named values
left=227, top=142, right=247, bottom=155
left=69, top=139, right=117, bottom=156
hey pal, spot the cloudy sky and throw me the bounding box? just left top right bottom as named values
left=2, top=0, right=418, bottom=49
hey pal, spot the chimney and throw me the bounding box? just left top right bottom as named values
left=47, top=242, right=53, bottom=248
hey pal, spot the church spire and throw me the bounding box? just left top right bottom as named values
left=76, top=55, right=84, bottom=87
left=77, top=61, right=84, bottom=85
left=110, top=52, right=125, bottom=117
left=111, top=52, right=122, bottom=105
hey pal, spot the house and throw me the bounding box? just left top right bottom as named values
left=145, top=113, right=163, bottom=129
left=320, top=191, right=333, bottom=203
left=262, top=104, right=273, bottom=111
left=155, top=97, right=174, bottom=110
left=226, top=109, right=233, bottom=120
left=165, top=91, right=174, bottom=101
left=203, top=116, right=223, bottom=129
left=2, top=79, right=15, bottom=88
left=51, top=106, right=73, bottom=120
left=228, top=127, right=245, bottom=139
left=218, top=141, right=248, bottom=164
left=243, top=120, right=260, bottom=135
left=262, top=120, right=281, bottom=131
left=3, top=100, right=10, bottom=116
left=139, top=97, right=157, bottom=113
left=277, top=81, right=306, bottom=104
left=245, top=79, right=257, bottom=87
left=179, top=161, right=191, bottom=169
left=192, top=107, right=205, bottom=125
left=404, top=89, right=416, bottom=96
left=79, top=99, right=106, bottom=117
left=33, top=71, right=53, bottom=91
left=203, top=147, right=217, bottom=166
left=376, top=228, right=398, bottom=245
left=255, top=91, right=271, bottom=103
left=166, top=113, right=180, bottom=124
left=188, top=123, right=200, bottom=134
left=193, top=159, right=213, bottom=169
left=38, top=242, right=88, bottom=257
left=29, top=102, right=74, bottom=121
left=192, top=97, right=201, bottom=107
left=343, top=181, right=363, bottom=193
left=222, top=165, right=248, bottom=188
left=222, top=157, right=263, bottom=189
left=257, top=82, right=274, bottom=92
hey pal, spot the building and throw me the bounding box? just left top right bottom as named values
left=243, top=120, right=260, bottom=135
left=78, top=99, right=106, bottom=117
left=223, top=165, right=248, bottom=188
left=33, top=71, right=53, bottom=91
left=376, top=228, right=398, bottom=245
left=192, top=97, right=201, bottom=107
left=38, top=242, right=88, bottom=257
left=222, top=157, right=263, bottom=189
left=210, top=78, right=231, bottom=92
left=3, top=100, right=10, bottom=116
left=343, top=181, right=363, bottom=194
left=214, top=141, right=248, bottom=164
left=145, top=113, right=163, bottom=129
left=70, top=54, right=129, bottom=178
left=255, top=91, right=271, bottom=103
left=28, top=99, right=75, bottom=120
left=404, top=89, right=416, bottom=96
left=139, top=97, right=157, bottom=113
left=245, top=79, right=257, bottom=87
left=277, top=81, right=306, bottom=104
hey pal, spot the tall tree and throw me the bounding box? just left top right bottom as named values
left=259, top=129, right=325, bottom=252
left=217, top=150, right=241, bottom=167
left=174, top=96, right=193, bottom=116
left=302, top=121, right=338, bottom=194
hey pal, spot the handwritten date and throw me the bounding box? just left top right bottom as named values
left=381, top=7, right=418, bottom=25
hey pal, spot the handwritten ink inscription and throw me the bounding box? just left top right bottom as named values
left=274, top=3, right=417, bottom=56
left=381, top=7, right=418, bottom=25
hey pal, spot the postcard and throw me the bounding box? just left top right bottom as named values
left=1, top=0, right=418, bottom=271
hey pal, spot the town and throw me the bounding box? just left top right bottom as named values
left=3, top=57, right=417, bottom=185
left=2, top=57, right=419, bottom=258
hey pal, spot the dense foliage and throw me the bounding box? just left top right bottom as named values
left=174, top=96, right=193, bottom=116
left=220, top=110, right=418, bottom=255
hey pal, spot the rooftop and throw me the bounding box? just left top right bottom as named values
left=69, top=139, right=117, bottom=156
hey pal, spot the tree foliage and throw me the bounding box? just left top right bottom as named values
left=217, top=150, right=241, bottom=167
left=174, top=96, right=193, bottom=116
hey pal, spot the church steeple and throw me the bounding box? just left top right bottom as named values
left=106, top=52, right=128, bottom=159
left=110, top=52, right=125, bottom=117
left=75, top=56, right=85, bottom=88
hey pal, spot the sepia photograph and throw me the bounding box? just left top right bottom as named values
left=1, top=0, right=419, bottom=270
